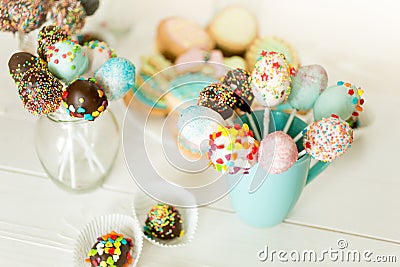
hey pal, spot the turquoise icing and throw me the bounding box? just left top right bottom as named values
left=46, top=40, right=88, bottom=84
left=288, top=65, right=328, bottom=111
left=94, top=57, right=136, bottom=100
left=313, top=83, right=359, bottom=121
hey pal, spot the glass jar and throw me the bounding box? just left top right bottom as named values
left=34, top=109, right=120, bottom=192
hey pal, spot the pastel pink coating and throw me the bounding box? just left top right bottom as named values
left=258, top=131, right=298, bottom=174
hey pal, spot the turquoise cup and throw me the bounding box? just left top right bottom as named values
left=227, top=110, right=330, bottom=228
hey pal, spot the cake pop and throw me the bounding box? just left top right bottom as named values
left=94, top=57, right=136, bottom=100
left=8, top=51, right=45, bottom=83
left=220, top=68, right=254, bottom=113
left=17, top=67, right=63, bottom=116
left=144, top=204, right=184, bottom=240
left=83, top=40, right=117, bottom=77
left=288, top=64, right=328, bottom=111
left=197, top=83, right=236, bottom=120
left=313, top=81, right=364, bottom=121
left=48, top=0, right=86, bottom=35
left=79, top=0, right=100, bottom=16
left=258, top=131, right=298, bottom=174
left=251, top=50, right=292, bottom=107
left=208, top=123, right=259, bottom=174
left=282, top=64, right=328, bottom=133
left=303, top=115, right=354, bottom=162
left=62, top=77, right=108, bottom=121
left=177, top=105, right=225, bottom=156
left=45, top=40, right=88, bottom=83
left=37, top=25, right=70, bottom=60
left=0, top=0, right=48, bottom=33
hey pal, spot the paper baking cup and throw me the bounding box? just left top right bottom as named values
left=73, top=214, right=143, bottom=267
left=132, top=186, right=198, bottom=248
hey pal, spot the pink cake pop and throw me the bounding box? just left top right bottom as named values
left=303, top=115, right=354, bottom=162
left=258, top=131, right=298, bottom=174
left=208, top=123, right=259, bottom=174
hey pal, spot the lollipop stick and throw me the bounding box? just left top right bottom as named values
left=298, top=150, right=307, bottom=159
left=246, top=113, right=261, bottom=141
left=75, top=132, right=106, bottom=174
left=283, top=109, right=297, bottom=134
left=293, top=130, right=303, bottom=143
left=67, top=126, right=77, bottom=189
left=58, top=140, right=69, bottom=182
left=262, top=107, right=270, bottom=138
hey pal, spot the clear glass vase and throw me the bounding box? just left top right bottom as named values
left=34, top=109, right=120, bottom=192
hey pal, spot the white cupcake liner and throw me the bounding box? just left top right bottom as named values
left=73, top=214, right=143, bottom=267
left=132, top=185, right=198, bottom=248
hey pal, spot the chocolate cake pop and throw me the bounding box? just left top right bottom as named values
left=8, top=51, right=44, bottom=83
left=87, top=231, right=133, bottom=267
left=144, top=204, right=184, bottom=240
left=17, top=67, right=63, bottom=116
left=62, top=77, right=108, bottom=121
left=79, top=0, right=100, bottom=16
left=37, top=25, right=70, bottom=60
left=221, top=68, right=254, bottom=113
left=197, top=83, right=236, bottom=120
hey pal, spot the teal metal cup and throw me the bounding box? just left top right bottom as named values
left=227, top=110, right=330, bottom=227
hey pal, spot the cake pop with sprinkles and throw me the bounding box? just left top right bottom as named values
left=86, top=231, right=133, bottom=267
left=144, top=204, right=184, bottom=240
left=8, top=51, right=45, bottom=83
left=251, top=50, right=293, bottom=107
left=37, top=25, right=71, bottom=60
left=45, top=39, right=88, bottom=83
left=17, top=67, right=63, bottom=116
left=220, top=68, right=254, bottom=113
left=62, top=77, right=108, bottom=121
left=258, top=131, right=298, bottom=174
left=313, top=81, right=364, bottom=121
left=83, top=40, right=117, bottom=77
left=0, top=0, right=48, bottom=33
left=94, top=57, right=135, bottom=100
left=208, top=123, right=259, bottom=174
left=197, top=83, right=236, bottom=120
left=48, top=0, right=86, bottom=35
left=303, top=115, right=354, bottom=162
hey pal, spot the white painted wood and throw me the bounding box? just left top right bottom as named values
left=1, top=171, right=400, bottom=266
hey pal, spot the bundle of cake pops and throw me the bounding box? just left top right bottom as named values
left=177, top=50, right=365, bottom=176
left=7, top=20, right=135, bottom=181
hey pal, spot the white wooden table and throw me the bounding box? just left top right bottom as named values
left=1, top=1, right=400, bottom=266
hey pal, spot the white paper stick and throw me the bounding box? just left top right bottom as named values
left=263, top=107, right=270, bottom=138
left=283, top=109, right=297, bottom=134
left=75, top=132, right=106, bottom=174
left=293, top=131, right=303, bottom=143
left=298, top=150, right=307, bottom=159
left=58, top=141, right=69, bottom=182
left=67, top=126, right=76, bottom=189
